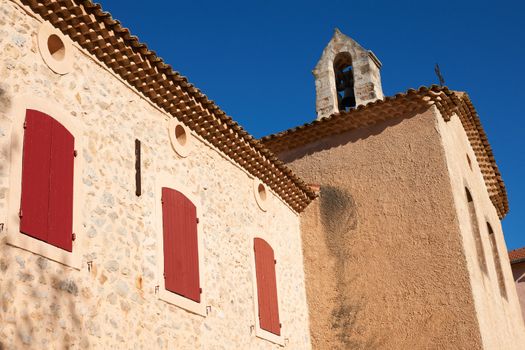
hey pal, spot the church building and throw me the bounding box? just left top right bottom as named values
left=262, top=29, right=525, bottom=349
left=0, top=1, right=523, bottom=349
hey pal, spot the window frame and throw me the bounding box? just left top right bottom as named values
left=253, top=179, right=271, bottom=212
left=6, top=95, right=84, bottom=269
left=167, top=118, right=193, bottom=158
left=37, top=22, right=74, bottom=75
left=154, top=173, right=206, bottom=316
left=250, top=235, right=284, bottom=346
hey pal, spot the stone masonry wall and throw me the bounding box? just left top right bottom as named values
left=313, top=29, right=383, bottom=120
left=0, top=1, right=311, bottom=349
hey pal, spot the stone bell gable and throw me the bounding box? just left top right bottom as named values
left=313, top=29, right=383, bottom=120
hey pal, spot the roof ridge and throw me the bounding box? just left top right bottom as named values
left=260, top=85, right=508, bottom=218
left=20, top=0, right=317, bottom=212
left=261, top=85, right=446, bottom=141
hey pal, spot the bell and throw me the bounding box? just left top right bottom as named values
left=341, top=87, right=356, bottom=109
left=335, top=71, right=345, bottom=93
left=339, top=69, right=356, bottom=109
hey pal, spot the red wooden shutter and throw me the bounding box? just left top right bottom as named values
left=162, top=187, right=200, bottom=302
left=20, top=109, right=74, bottom=252
left=20, top=109, right=52, bottom=242
left=254, top=238, right=281, bottom=335
left=47, top=120, right=75, bottom=252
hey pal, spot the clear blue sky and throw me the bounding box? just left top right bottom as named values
left=100, top=1, right=525, bottom=250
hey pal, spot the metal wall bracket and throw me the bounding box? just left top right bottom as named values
left=135, top=139, right=141, bottom=197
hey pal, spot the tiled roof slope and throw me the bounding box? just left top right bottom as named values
left=261, top=86, right=508, bottom=218
left=19, top=0, right=317, bottom=212
left=509, top=247, right=525, bottom=264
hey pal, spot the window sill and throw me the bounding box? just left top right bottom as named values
left=6, top=229, right=80, bottom=269
left=255, top=326, right=284, bottom=346
left=157, top=287, right=206, bottom=317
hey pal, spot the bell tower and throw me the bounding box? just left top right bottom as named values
left=313, top=29, right=383, bottom=120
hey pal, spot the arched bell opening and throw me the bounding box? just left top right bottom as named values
left=333, top=52, right=356, bottom=112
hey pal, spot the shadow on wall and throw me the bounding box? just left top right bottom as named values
left=280, top=107, right=427, bottom=164
left=320, top=186, right=386, bottom=350
left=0, top=84, right=12, bottom=176
left=0, top=86, right=86, bottom=349
left=0, top=238, right=86, bottom=348
left=0, top=84, right=11, bottom=111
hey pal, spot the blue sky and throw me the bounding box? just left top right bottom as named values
left=100, top=1, right=525, bottom=250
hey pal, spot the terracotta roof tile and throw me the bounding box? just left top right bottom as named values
left=19, top=0, right=317, bottom=212
left=261, top=86, right=509, bottom=218
left=509, top=247, right=525, bottom=263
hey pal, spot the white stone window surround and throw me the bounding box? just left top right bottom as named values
left=253, top=179, right=271, bottom=212
left=249, top=234, right=285, bottom=346
left=154, top=172, right=206, bottom=316
left=167, top=119, right=193, bottom=158
left=37, top=21, right=74, bottom=75
left=6, top=95, right=84, bottom=269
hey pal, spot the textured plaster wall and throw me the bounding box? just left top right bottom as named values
left=435, top=110, right=525, bottom=349
left=280, top=108, right=486, bottom=350
left=511, top=262, right=525, bottom=323
left=0, top=1, right=311, bottom=349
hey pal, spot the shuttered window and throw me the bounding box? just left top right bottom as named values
left=161, top=187, right=201, bottom=303
left=20, top=109, right=75, bottom=252
left=254, top=238, right=281, bottom=335
left=466, top=188, right=487, bottom=274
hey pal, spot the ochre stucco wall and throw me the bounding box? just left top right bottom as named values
left=435, top=109, right=525, bottom=349
left=0, top=1, right=311, bottom=348
left=511, top=262, right=525, bottom=323
left=282, top=108, right=486, bottom=349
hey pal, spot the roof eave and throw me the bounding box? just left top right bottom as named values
left=261, top=86, right=508, bottom=218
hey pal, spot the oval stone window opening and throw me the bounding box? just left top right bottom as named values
left=37, top=22, right=73, bottom=75
left=47, top=34, right=66, bottom=61
left=258, top=183, right=267, bottom=202
left=168, top=119, right=192, bottom=158
left=254, top=180, right=269, bottom=212
left=175, top=124, right=187, bottom=146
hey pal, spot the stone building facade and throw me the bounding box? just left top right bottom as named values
left=509, top=247, right=525, bottom=323
left=0, top=0, right=315, bottom=348
left=1, top=1, right=524, bottom=350
left=262, top=31, right=525, bottom=349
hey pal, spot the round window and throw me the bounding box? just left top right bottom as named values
left=253, top=179, right=269, bottom=211
left=37, top=22, right=73, bottom=75
left=175, top=124, right=187, bottom=146
left=168, top=119, right=192, bottom=157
